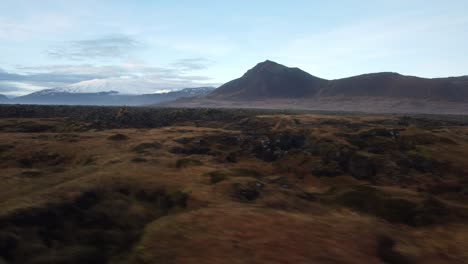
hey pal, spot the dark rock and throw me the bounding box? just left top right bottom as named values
left=236, top=189, right=260, bottom=202
left=428, top=182, right=463, bottom=194
left=336, top=187, right=450, bottom=226
left=348, top=153, right=377, bottom=181
left=218, top=135, right=242, bottom=146
left=0, top=232, right=18, bottom=261
left=251, top=133, right=306, bottom=162
left=225, top=152, right=238, bottom=163
left=175, top=158, right=203, bottom=168
left=131, top=157, right=147, bottom=163
left=132, top=142, right=162, bottom=153
left=406, top=152, right=436, bottom=173
left=74, top=191, right=99, bottom=210
left=312, top=159, right=343, bottom=177
left=297, top=192, right=317, bottom=201
left=277, top=133, right=306, bottom=150
left=0, top=144, right=14, bottom=153
left=18, top=152, right=67, bottom=168
left=170, top=146, right=211, bottom=155
left=232, top=182, right=262, bottom=202
left=173, top=137, right=192, bottom=144
left=19, top=169, right=43, bottom=177
left=359, top=128, right=400, bottom=139
left=377, top=235, right=412, bottom=264
left=107, top=134, right=128, bottom=141
left=135, top=189, right=166, bottom=203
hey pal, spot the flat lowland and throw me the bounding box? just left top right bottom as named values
left=0, top=105, right=468, bottom=264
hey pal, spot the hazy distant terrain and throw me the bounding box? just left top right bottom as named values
left=1, top=105, right=468, bottom=263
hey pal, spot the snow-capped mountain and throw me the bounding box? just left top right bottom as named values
left=37, top=78, right=209, bottom=95
left=11, top=86, right=216, bottom=106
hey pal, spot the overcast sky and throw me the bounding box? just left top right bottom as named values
left=1, top=0, right=468, bottom=96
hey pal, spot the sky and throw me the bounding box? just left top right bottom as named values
left=1, top=0, right=468, bottom=96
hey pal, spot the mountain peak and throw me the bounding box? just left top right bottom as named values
left=259, top=59, right=279, bottom=66
left=242, top=60, right=293, bottom=79
left=209, top=60, right=327, bottom=99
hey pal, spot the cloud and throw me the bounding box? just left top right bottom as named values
left=0, top=81, right=45, bottom=96
left=0, top=82, right=19, bottom=93
left=0, top=67, right=103, bottom=89
left=47, top=35, right=139, bottom=60
left=0, top=58, right=220, bottom=96
left=171, top=58, right=212, bottom=71
left=148, top=36, right=236, bottom=56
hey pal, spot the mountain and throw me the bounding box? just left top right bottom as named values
left=0, top=94, right=8, bottom=101
left=208, top=60, right=327, bottom=99
left=165, top=61, right=468, bottom=114
left=322, top=72, right=468, bottom=101
left=11, top=87, right=215, bottom=106
left=207, top=61, right=468, bottom=102
left=49, top=78, right=193, bottom=95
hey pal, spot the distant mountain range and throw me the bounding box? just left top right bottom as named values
left=2, top=87, right=215, bottom=106
left=42, top=78, right=185, bottom=95
left=208, top=60, right=468, bottom=101
left=3, top=60, right=468, bottom=113
left=167, top=60, right=468, bottom=114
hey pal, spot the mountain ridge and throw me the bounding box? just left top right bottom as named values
left=207, top=60, right=468, bottom=102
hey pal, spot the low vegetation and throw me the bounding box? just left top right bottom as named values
left=0, top=105, right=467, bottom=263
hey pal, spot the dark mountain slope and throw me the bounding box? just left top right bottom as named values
left=208, top=60, right=328, bottom=100
left=206, top=61, right=468, bottom=102
left=322, top=72, right=468, bottom=101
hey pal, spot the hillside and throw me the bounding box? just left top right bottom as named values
left=208, top=61, right=468, bottom=101
left=166, top=61, right=468, bottom=114
left=208, top=60, right=327, bottom=99
left=322, top=72, right=468, bottom=101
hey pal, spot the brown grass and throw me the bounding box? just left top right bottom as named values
left=1, top=110, right=468, bottom=263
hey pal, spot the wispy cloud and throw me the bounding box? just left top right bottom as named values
left=47, top=35, right=139, bottom=60
left=0, top=81, right=45, bottom=96
left=171, top=58, right=212, bottom=71
left=0, top=58, right=220, bottom=96
left=148, top=35, right=236, bottom=57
